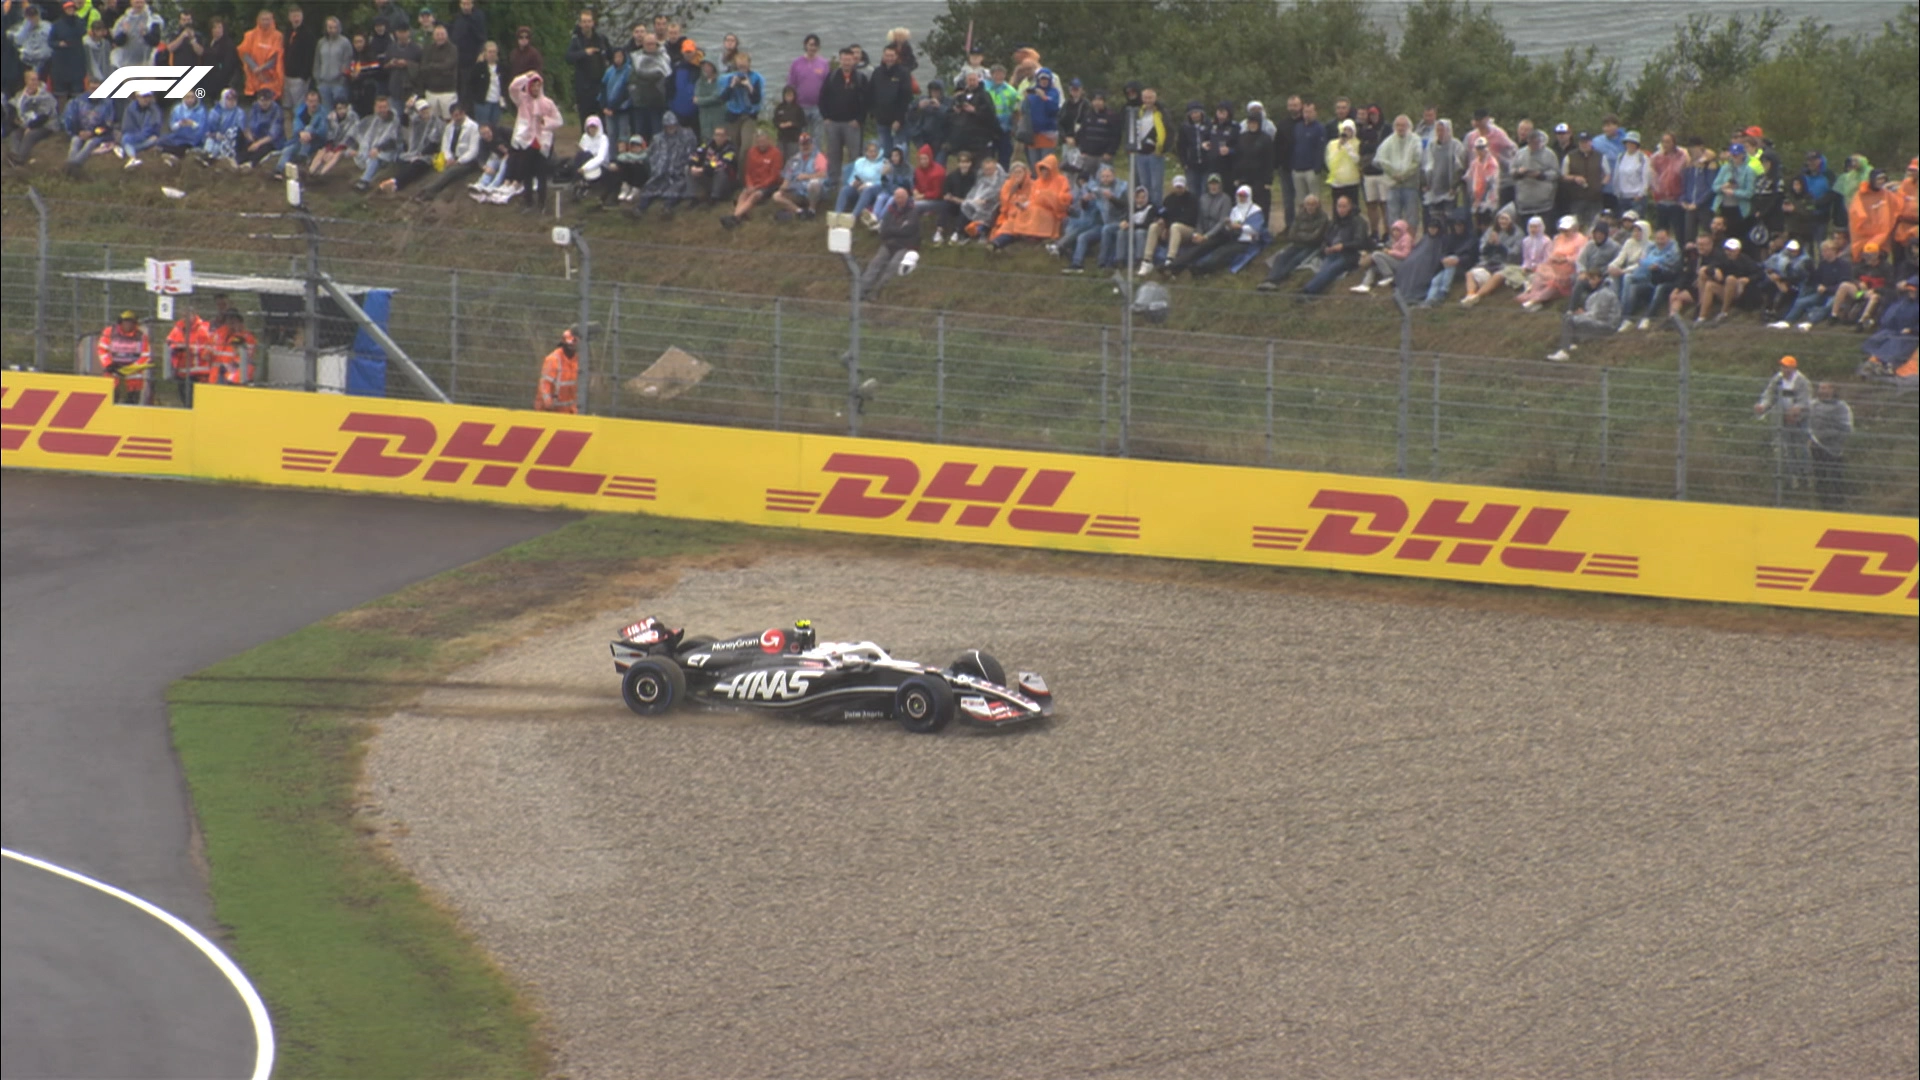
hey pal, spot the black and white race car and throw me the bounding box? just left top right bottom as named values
left=609, top=617, right=1053, bottom=733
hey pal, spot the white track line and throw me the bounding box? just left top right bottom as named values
left=2, top=847, right=275, bottom=1080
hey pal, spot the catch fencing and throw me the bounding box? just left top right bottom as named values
left=2, top=203, right=1913, bottom=516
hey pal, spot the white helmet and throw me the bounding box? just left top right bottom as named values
left=898, top=250, right=921, bottom=276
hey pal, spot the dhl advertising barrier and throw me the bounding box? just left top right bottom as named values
left=5, top=371, right=1915, bottom=617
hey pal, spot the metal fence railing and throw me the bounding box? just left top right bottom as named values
left=3, top=221, right=1913, bottom=518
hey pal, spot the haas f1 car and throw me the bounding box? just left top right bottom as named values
left=609, top=617, right=1052, bottom=733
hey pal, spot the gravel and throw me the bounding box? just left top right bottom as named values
left=365, top=553, right=1919, bottom=1079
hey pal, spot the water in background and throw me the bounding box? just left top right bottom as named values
left=695, top=1, right=1906, bottom=84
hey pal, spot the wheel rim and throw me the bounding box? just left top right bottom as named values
left=904, top=691, right=928, bottom=719
left=633, top=675, right=661, bottom=703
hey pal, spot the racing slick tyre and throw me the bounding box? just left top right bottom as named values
left=949, top=649, right=1007, bottom=688
left=894, top=676, right=955, bottom=734
left=622, top=657, right=687, bottom=716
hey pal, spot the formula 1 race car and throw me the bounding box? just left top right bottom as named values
left=609, top=617, right=1053, bottom=733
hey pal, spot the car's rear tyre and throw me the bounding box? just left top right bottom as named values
left=622, top=657, right=686, bottom=716
left=949, top=649, right=1007, bottom=688
left=895, top=676, right=955, bottom=734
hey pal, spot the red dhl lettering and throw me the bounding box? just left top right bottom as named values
left=1254, top=489, right=1638, bottom=578
left=1756, top=530, right=1918, bottom=599
left=1, top=385, right=175, bottom=461
left=283, top=413, right=656, bottom=500
left=764, top=453, right=1141, bottom=539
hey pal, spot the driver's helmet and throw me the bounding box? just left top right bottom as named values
left=790, top=619, right=816, bottom=652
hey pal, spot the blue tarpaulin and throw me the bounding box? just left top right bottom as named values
left=347, top=289, right=393, bottom=396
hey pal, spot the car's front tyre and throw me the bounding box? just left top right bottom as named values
left=895, top=675, right=955, bottom=734
left=622, top=657, right=687, bottom=716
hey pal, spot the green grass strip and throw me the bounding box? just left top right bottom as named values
left=166, top=512, right=763, bottom=1080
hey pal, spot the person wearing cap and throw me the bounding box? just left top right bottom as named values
left=1561, top=129, right=1606, bottom=227
left=1847, top=167, right=1901, bottom=262
left=1695, top=236, right=1757, bottom=323
left=116, top=87, right=162, bottom=162
left=380, top=94, right=443, bottom=192
left=536, top=328, right=580, bottom=414
left=1834, top=241, right=1892, bottom=329
left=565, top=9, right=610, bottom=127
left=770, top=131, right=826, bottom=219
left=1752, top=355, right=1813, bottom=487
left=1549, top=121, right=1573, bottom=162
left=506, top=25, right=542, bottom=84
left=1465, top=133, right=1501, bottom=220
left=1140, top=173, right=1215, bottom=276
left=1711, top=141, right=1755, bottom=238
left=1511, top=126, right=1558, bottom=223
left=1054, top=77, right=1088, bottom=170
left=1757, top=236, right=1810, bottom=320
left=1612, top=130, right=1650, bottom=219
left=97, top=310, right=152, bottom=405
left=1516, top=213, right=1587, bottom=310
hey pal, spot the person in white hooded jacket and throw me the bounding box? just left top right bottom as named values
left=1165, top=183, right=1266, bottom=277
left=559, top=114, right=611, bottom=194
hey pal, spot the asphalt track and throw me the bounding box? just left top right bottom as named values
left=1, top=471, right=566, bottom=1080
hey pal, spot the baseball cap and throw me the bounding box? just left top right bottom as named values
left=1206, top=173, right=1223, bottom=184
left=1728, top=142, right=1746, bottom=154
left=1863, top=242, right=1881, bottom=254
left=1745, top=125, right=1764, bottom=138
left=1724, top=238, right=1741, bottom=250
left=627, top=134, right=644, bottom=144
left=1247, top=99, right=1264, bottom=112
left=118, top=309, right=137, bottom=320
left=1472, top=136, right=1488, bottom=147
left=1576, top=130, right=1592, bottom=140
left=1553, top=122, right=1568, bottom=133
left=1558, top=214, right=1577, bottom=230
left=1779, top=356, right=1796, bottom=367
left=681, top=38, right=698, bottom=54
left=1624, top=130, right=1641, bottom=143
left=1784, top=239, right=1800, bottom=251
left=1170, top=175, right=1187, bottom=188
left=1069, top=77, right=1081, bottom=89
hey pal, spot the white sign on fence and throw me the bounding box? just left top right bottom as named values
left=144, top=258, right=193, bottom=295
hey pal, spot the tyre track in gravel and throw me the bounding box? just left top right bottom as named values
left=365, top=554, right=1918, bottom=1079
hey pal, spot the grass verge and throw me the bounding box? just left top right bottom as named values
left=164, top=508, right=1912, bottom=1078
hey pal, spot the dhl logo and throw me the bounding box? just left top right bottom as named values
left=1, top=386, right=174, bottom=462
left=283, top=413, right=655, bottom=500
left=1755, top=530, right=1918, bottom=599
left=1254, top=489, right=1640, bottom=578
left=766, top=452, right=1140, bottom=539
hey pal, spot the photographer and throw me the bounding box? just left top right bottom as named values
left=721, top=50, right=763, bottom=157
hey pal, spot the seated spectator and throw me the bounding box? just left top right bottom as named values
left=687, top=122, right=739, bottom=204
left=1565, top=220, right=1619, bottom=312
left=632, top=111, right=695, bottom=214
left=1603, top=219, right=1651, bottom=307
left=722, top=127, right=784, bottom=227
left=1832, top=242, right=1891, bottom=328
left=272, top=88, right=327, bottom=179
left=607, top=132, right=651, bottom=204
left=1258, top=193, right=1331, bottom=290
left=835, top=140, right=888, bottom=216
left=1140, top=173, right=1202, bottom=274
left=909, top=142, right=947, bottom=217
left=1547, top=268, right=1622, bottom=360
left=1665, top=233, right=1715, bottom=321
left=1517, top=214, right=1587, bottom=310
left=556, top=113, right=610, bottom=194
left=858, top=188, right=921, bottom=300
left=156, top=92, right=211, bottom=160
left=953, top=156, right=1005, bottom=244
left=381, top=98, right=445, bottom=193
left=348, top=94, right=402, bottom=192
left=1391, top=216, right=1446, bottom=303
left=928, top=148, right=976, bottom=241
left=469, top=131, right=519, bottom=202
left=1102, top=185, right=1155, bottom=269
left=1351, top=218, right=1413, bottom=292
left=1695, top=237, right=1757, bottom=323
left=307, top=100, right=360, bottom=177
left=1419, top=210, right=1480, bottom=305
left=989, top=155, right=1072, bottom=252
left=1061, top=163, right=1126, bottom=272
left=1756, top=237, right=1810, bottom=319
left=1620, top=226, right=1682, bottom=329
left=771, top=132, right=827, bottom=219
left=1781, top=237, right=1851, bottom=329
left=60, top=85, right=116, bottom=176
left=199, top=88, right=246, bottom=164
left=866, top=144, right=915, bottom=223
left=6, top=71, right=60, bottom=166
left=1300, top=194, right=1367, bottom=295
left=1460, top=209, right=1526, bottom=306
left=117, top=90, right=164, bottom=165
left=235, top=88, right=283, bottom=168
left=1168, top=183, right=1265, bottom=278
left=409, top=102, right=484, bottom=201
left=1859, top=276, right=1918, bottom=380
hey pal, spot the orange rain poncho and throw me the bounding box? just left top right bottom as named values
left=990, top=154, right=1072, bottom=242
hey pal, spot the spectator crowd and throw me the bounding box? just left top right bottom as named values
left=4, top=0, right=1915, bottom=384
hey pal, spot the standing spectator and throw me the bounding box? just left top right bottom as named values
left=859, top=187, right=920, bottom=299
left=817, top=46, right=866, bottom=190
left=11, top=4, right=51, bottom=79
left=566, top=8, right=609, bottom=127
left=1510, top=127, right=1557, bottom=223
left=506, top=25, right=541, bottom=83
left=947, top=69, right=996, bottom=166
left=1806, top=382, right=1853, bottom=509
left=902, top=79, right=946, bottom=164
left=1561, top=130, right=1606, bottom=226
left=985, top=63, right=1019, bottom=169
left=1848, top=168, right=1899, bottom=261
left=1375, top=113, right=1421, bottom=237
left=596, top=45, right=631, bottom=144
left=418, top=24, right=457, bottom=120
left=312, top=15, right=349, bottom=112
left=467, top=39, right=505, bottom=127
left=721, top=50, right=762, bottom=151
left=1780, top=176, right=1826, bottom=253
left=1056, top=77, right=1088, bottom=170
left=692, top=58, right=725, bottom=139
left=1300, top=193, right=1366, bottom=295
left=1287, top=100, right=1325, bottom=211
left=1236, top=102, right=1277, bottom=222
left=721, top=126, right=783, bottom=226
left=1129, top=85, right=1167, bottom=205
left=1752, top=355, right=1812, bottom=486
left=383, top=22, right=419, bottom=105
left=282, top=5, right=314, bottom=117
left=1139, top=172, right=1202, bottom=273
left=1357, top=103, right=1387, bottom=238
left=1464, top=135, right=1501, bottom=220
left=1648, top=131, right=1685, bottom=238
left=507, top=69, right=560, bottom=209
left=786, top=33, right=828, bottom=144
left=450, top=0, right=486, bottom=97
left=1712, top=142, right=1755, bottom=240
left=1592, top=114, right=1625, bottom=212
left=1174, top=100, right=1209, bottom=183
left=869, top=43, right=912, bottom=160
left=237, top=9, right=282, bottom=101
left=1613, top=131, right=1650, bottom=218
left=626, top=33, right=670, bottom=142
left=1324, top=117, right=1362, bottom=209
left=59, top=79, right=113, bottom=174
left=111, top=0, right=163, bottom=68
left=1421, top=117, right=1465, bottom=225
left=1272, top=96, right=1300, bottom=227
left=884, top=27, right=916, bottom=74
left=47, top=1, right=85, bottom=102
left=82, top=15, right=114, bottom=89
left=770, top=83, right=804, bottom=163
left=1022, top=67, right=1061, bottom=167
left=1256, top=192, right=1330, bottom=290
left=1679, top=141, right=1715, bottom=244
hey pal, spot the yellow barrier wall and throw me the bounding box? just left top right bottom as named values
left=6, top=372, right=1914, bottom=617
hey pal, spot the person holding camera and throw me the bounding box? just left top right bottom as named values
left=721, top=50, right=763, bottom=157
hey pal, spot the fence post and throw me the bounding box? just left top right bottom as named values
left=772, top=297, right=783, bottom=431
left=1100, top=327, right=1110, bottom=455
left=935, top=311, right=946, bottom=443
left=575, top=232, right=592, bottom=415
left=1265, top=340, right=1275, bottom=465
left=1430, top=353, right=1441, bottom=480
left=1673, top=314, right=1690, bottom=500
left=608, top=282, right=622, bottom=414
left=102, top=245, right=112, bottom=334
left=1394, top=293, right=1411, bottom=477
left=28, top=187, right=49, bottom=372
left=842, top=253, right=861, bottom=437
left=448, top=270, right=459, bottom=401
left=1599, top=367, right=1610, bottom=489
left=1119, top=305, right=1132, bottom=458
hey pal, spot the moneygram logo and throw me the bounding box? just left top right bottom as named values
left=1253, top=489, right=1640, bottom=578
left=281, top=412, right=656, bottom=500
left=765, top=452, right=1140, bottom=539
left=92, top=66, right=214, bottom=100
left=1755, top=530, right=1917, bottom=599
left=1, top=385, right=174, bottom=461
